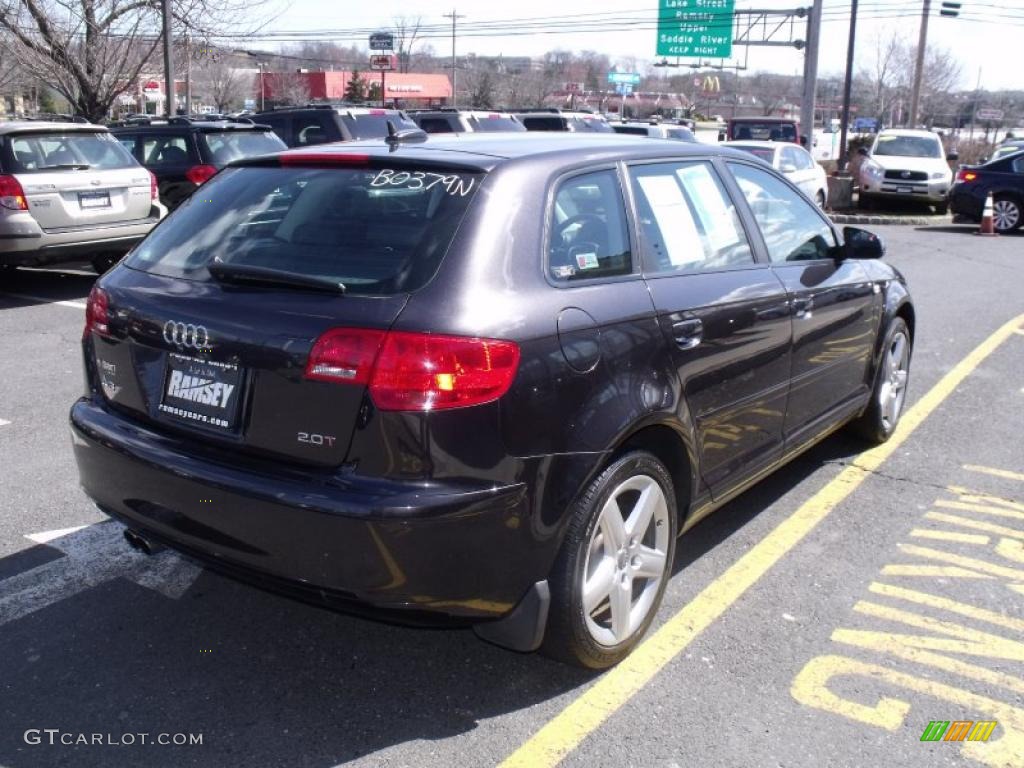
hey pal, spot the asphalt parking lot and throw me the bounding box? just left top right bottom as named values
left=1, top=224, right=1022, bottom=768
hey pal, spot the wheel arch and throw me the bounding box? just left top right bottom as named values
left=612, top=422, right=698, bottom=529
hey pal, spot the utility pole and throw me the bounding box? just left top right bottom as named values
left=909, top=0, right=931, bottom=127
left=837, top=0, right=859, bottom=173
left=799, top=0, right=823, bottom=149
left=161, top=0, right=174, bottom=117
left=443, top=9, right=464, bottom=107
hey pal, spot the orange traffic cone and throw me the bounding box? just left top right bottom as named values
left=976, top=191, right=999, bottom=236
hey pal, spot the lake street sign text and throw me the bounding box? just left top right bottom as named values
left=657, top=0, right=735, bottom=59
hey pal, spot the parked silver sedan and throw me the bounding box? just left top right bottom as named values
left=726, top=140, right=829, bottom=207
left=0, top=121, right=166, bottom=274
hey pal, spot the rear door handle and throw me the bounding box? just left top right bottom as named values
left=792, top=297, right=814, bottom=319
left=672, top=318, right=703, bottom=349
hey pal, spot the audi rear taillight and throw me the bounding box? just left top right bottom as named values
left=84, top=285, right=110, bottom=339
left=0, top=174, right=27, bottom=210
left=185, top=164, right=218, bottom=185
left=306, top=328, right=386, bottom=384
left=956, top=169, right=978, bottom=183
left=148, top=170, right=159, bottom=200
left=304, top=328, right=520, bottom=411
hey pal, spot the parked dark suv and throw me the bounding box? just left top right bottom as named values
left=409, top=108, right=526, bottom=134
left=253, top=105, right=419, bottom=147
left=514, top=109, right=614, bottom=133
left=111, top=117, right=286, bottom=209
left=71, top=133, right=914, bottom=668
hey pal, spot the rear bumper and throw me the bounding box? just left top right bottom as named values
left=69, top=397, right=550, bottom=623
left=0, top=212, right=163, bottom=267
left=949, top=188, right=983, bottom=220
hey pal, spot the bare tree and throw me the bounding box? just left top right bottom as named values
left=464, top=63, right=499, bottom=109
left=272, top=70, right=310, bottom=106
left=392, top=16, right=422, bottom=74
left=194, top=55, right=247, bottom=112
left=0, top=0, right=268, bottom=122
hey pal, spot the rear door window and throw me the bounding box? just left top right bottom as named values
left=6, top=132, right=137, bottom=172
left=629, top=161, right=753, bottom=273
left=125, top=164, right=483, bottom=295
left=292, top=116, right=333, bottom=146
left=548, top=169, right=632, bottom=281
left=142, top=135, right=193, bottom=165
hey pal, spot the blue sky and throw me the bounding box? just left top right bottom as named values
left=254, top=0, right=1024, bottom=90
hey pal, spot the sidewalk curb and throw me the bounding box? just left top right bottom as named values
left=827, top=212, right=955, bottom=226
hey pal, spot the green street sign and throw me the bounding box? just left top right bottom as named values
left=657, top=0, right=735, bottom=59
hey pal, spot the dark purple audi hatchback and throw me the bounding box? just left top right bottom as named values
left=70, top=132, right=914, bottom=668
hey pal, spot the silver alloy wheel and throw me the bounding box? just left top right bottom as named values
left=878, top=330, right=910, bottom=432
left=992, top=199, right=1020, bottom=232
left=581, top=474, right=670, bottom=647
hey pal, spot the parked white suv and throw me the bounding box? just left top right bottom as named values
left=857, top=129, right=956, bottom=213
left=0, top=122, right=166, bottom=274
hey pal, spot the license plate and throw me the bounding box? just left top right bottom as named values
left=79, top=191, right=111, bottom=209
left=896, top=186, right=913, bottom=194
left=158, top=353, right=242, bottom=432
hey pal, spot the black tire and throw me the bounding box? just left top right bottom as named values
left=993, top=195, right=1022, bottom=232
left=542, top=451, right=678, bottom=669
left=934, top=201, right=949, bottom=216
left=815, top=190, right=826, bottom=209
left=850, top=317, right=912, bottom=443
left=858, top=193, right=874, bottom=211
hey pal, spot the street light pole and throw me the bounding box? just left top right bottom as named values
left=799, top=0, right=822, bottom=149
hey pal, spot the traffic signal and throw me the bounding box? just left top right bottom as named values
left=940, top=2, right=961, bottom=17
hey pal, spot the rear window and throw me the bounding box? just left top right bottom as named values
left=467, top=115, right=526, bottom=132
left=578, top=118, right=614, bottom=133
left=125, top=165, right=483, bottom=295
left=732, top=146, right=776, bottom=163
left=199, top=130, right=287, bottom=164
left=523, top=116, right=567, bottom=131
left=612, top=126, right=649, bottom=136
left=340, top=113, right=418, bottom=140
left=5, top=131, right=137, bottom=172
left=665, top=127, right=695, bottom=141
left=731, top=122, right=797, bottom=142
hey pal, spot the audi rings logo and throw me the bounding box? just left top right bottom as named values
left=163, top=321, right=210, bottom=350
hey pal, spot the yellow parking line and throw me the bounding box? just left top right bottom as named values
left=909, top=528, right=989, bottom=544
left=499, top=312, right=1024, bottom=768
left=964, top=465, right=1024, bottom=483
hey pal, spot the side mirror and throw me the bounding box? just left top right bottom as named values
left=799, top=134, right=808, bottom=147
left=842, top=226, right=885, bottom=260
left=718, top=131, right=726, bottom=142
left=779, top=162, right=797, bottom=173
left=946, top=151, right=959, bottom=162
left=857, top=146, right=869, bottom=157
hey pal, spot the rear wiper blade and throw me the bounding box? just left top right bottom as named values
left=37, top=163, right=92, bottom=170
left=207, top=263, right=347, bottom=294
